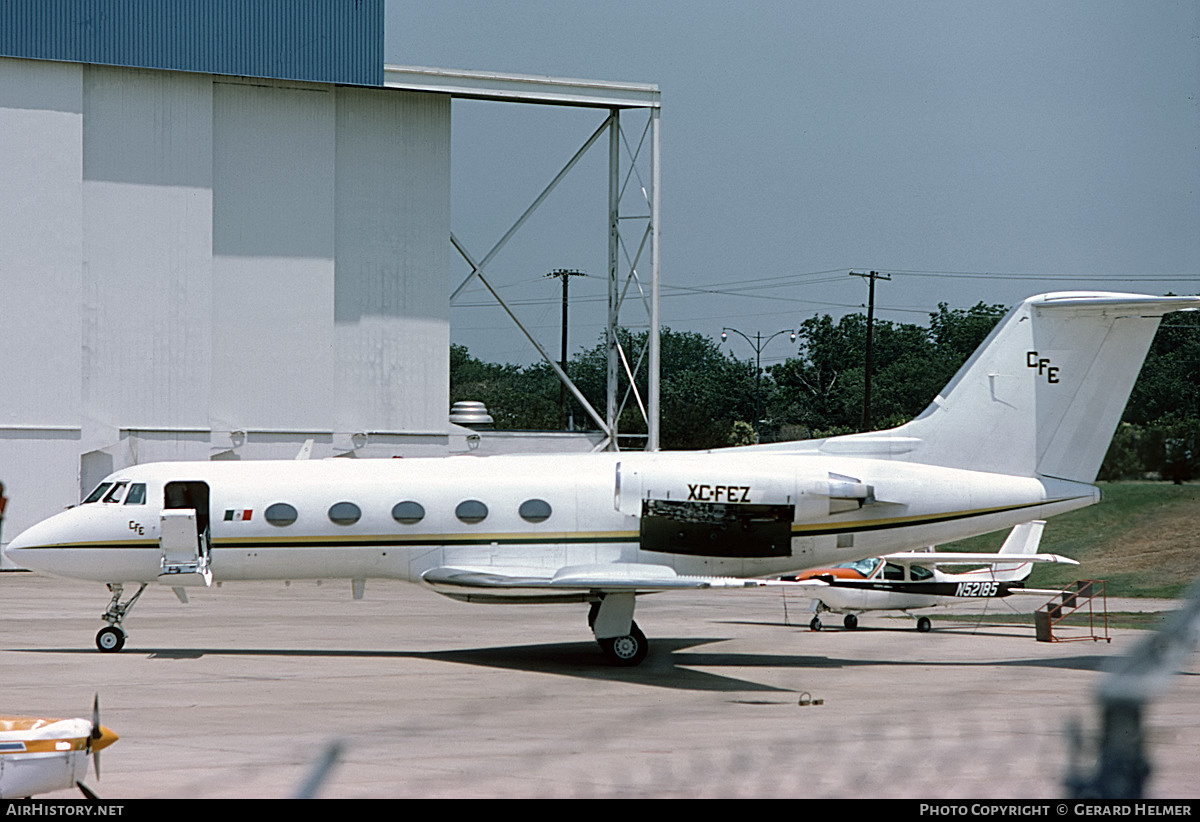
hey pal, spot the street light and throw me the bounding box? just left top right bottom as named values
left=720, top=327, right=797, bottom=438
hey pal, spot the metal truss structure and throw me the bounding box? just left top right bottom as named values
left=386, top=66, right=662, bottom=451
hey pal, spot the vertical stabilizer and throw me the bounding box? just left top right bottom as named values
left=991, top=520, right=1045, bottom=581
left=863, top=292, right=1199, bottom=482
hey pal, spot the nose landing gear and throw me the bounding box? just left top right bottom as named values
left=96, top=583, right=146, bottom=653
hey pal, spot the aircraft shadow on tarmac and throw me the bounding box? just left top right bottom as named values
left=19, top=637, right=1110, bottom=692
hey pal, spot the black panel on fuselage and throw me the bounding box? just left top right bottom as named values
left=640, top=499, right=794, bottom=558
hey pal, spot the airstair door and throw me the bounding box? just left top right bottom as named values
left=158, top=481, right=212, bottom=587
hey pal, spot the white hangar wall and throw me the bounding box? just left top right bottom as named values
left=0, top=56, right=451, bottom=553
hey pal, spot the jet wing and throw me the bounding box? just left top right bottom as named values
left=879, top=551, right=1078, bottom=567
left=422, top=563, right=773, bottom=592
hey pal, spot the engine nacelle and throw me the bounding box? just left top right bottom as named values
left=614, top=456, right=875, bottom=558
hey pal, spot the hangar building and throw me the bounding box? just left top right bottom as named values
left=0, top=2, right=659, bottom=561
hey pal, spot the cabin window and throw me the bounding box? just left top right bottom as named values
left=391, top=501, right=425, bottom=525
left=910, top=564, right=934, bottom=582
left=328, top=501, right=361, bottom=526
left=883, top=562, right=905, bottom=581
left=834, top=557, right=882, bottom=578
left=124, top=483, right=147, bottom=505
left=264, top=503, right=299, bottom=527
left=83, top=483, right=113, bottom=504
left=518, top=499, right=552, bottom=523
left=101, top=482, right=129, bottom=503
left=455, top=500, right=488, bottom=524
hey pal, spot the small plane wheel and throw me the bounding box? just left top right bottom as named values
left=810, top=616, right=822, bottom=631
left=916, top=616, right=932, bottom=633
left=96, top=626, right=126, bottom=653
left=599, top=621, right=648, bottom=667
left=843, top=614, right=859, bottom=630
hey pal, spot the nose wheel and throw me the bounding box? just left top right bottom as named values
left=96, top=626, right=126, bottom=653
left=96, top=583, right=145, bottom=653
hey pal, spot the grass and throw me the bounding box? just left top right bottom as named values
left=941, top=481, right=1200, bottom=599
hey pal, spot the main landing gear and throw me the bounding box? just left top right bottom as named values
left=588, top=593, right=648, bottom=667
left=809, top=613, right=859, bottom=631
left=96, top=583, right=146, bottom=653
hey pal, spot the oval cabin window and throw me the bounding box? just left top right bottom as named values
left=455, top=500, right=488, bottom=524
left=328, top=501, right=361, bottom=526
left=391, top=501, right=425, bottom=525
left=264, top=503, right=299, bottom=527
left=518, top=499, right=552, bottom=523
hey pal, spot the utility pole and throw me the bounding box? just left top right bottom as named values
left=850, top=270, right=891, bottom=432
left=547, top=268, right=586, bottom=429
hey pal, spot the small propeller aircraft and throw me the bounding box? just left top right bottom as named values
left=788, top=520, right=1077, bottom=632
left=4, top=291, right=1198, bottom=665
left=0, top=697, right=118, bottom=799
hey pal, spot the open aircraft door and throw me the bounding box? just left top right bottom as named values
left=158, top=481, right=212, bottom=587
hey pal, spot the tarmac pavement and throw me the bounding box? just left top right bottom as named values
left=1, top=571, right=1196, bottom=799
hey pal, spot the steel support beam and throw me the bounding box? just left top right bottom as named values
left=445, top=80, right=660, bottom=451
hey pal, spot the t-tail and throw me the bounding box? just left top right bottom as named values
left=783, top=292, right=1200, bottom=483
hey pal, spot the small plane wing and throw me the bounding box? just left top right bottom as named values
left=422, top=563, right=772, bottom=592
left=879, top=551, right=1079, bottom=567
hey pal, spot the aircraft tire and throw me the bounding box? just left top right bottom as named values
left=916, top=616, right=932, bottom=633
left=810, top=616, right=822, bottom=631
left=599, top=621, right=648, bottom=667
left=96, top=626, right=126, bottom=653
left=843, top=614, right=858, bottom=630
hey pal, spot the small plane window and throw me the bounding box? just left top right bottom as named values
left=124, top=483, right=147, bottom=505
left=910, top=564, right=934, bottom=582
left=455, top=499, right=488, bottom=524
left=328, top=501, right=361, bottom=526
left=883, top=562, right=905, bottom=581
left=834, top=557, right=883, bottom=577
left=518, top=499, right=552, bottom=523
left=101, top=482, right=129, bottom=503
left=83, top=483, right=113, bottom=504
left=391, top=501, right=425, bottom=525
left=264, top=503, right=299, bottom=527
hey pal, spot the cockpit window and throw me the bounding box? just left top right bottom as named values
left=882, top=562, right=905, bottom=581
left=101, top=482, right=129, bottom=503
left=83, top=483, right=113, bottom=504
left=124, top=483, right=147, bottom=505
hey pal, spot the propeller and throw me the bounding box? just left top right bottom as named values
left=77, top=695, right=118, bottom=799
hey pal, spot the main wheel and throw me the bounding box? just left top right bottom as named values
left=843, top=614, right=859, bottom=630
left=810, top=616, right=822, bottom=631
left=599, top=621, right=648, bottom=667
left=916, top=616, right=932, bottom=633
left=96, top=626, right=126, bottom=653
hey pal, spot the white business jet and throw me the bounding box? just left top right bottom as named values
left=790, top=520, right=1078, bottom=632
left=0, top=698, right=117, bottom=799
left=5, top=292, right=1197, bottom=666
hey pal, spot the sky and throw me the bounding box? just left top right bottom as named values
left=386, top=0, right=1200, bottom=368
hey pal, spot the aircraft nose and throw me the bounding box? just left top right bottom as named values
left=3, top=511, right=75, bottom=572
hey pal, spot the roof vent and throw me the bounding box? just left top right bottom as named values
left=450, top=401, right=494, bottom=430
